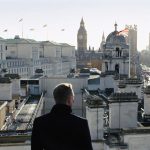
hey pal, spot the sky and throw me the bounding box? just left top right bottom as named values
left=0, top=0, right=150, bottom=51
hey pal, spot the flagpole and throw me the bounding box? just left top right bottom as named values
left=19, top=18, right=23, bottom=38
left=22, top=21, right=23, bottom=38
left=43, top=24, right=48, bottom=41
left=29, top=28, right=34, bottom=39
left=46, top=26, right=48, bottom=41
left=3, top=29, right=8, bottom=38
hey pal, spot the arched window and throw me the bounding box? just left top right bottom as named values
left=105, top=62, right=108, bottom=71
left=115, top=64, right=119, bottom=73
left=116, top=47, right=119, bottom=57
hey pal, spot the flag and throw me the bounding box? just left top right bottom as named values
left=61, top=29, right=65, bottom=31
left=43, top=24, right=47, bottom=28
left=19, top=18, right=23, bottom=22
left=3, top=29, right=8, bottom=32
left=30, top=28, right=34, bottom=31
left=118, top=28, right=129, bottom=36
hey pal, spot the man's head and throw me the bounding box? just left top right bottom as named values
left=53, top=83, right=74, bottom=107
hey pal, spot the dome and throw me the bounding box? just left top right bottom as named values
left=106, top=31, right=126, bottom=45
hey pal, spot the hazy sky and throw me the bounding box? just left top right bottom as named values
left=0, top=0, right=149, bottom=50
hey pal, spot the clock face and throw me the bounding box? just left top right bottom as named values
left=78, top=35, right=83, bottom=39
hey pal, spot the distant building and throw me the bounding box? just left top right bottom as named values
left=77, top=18, right=87, bottom=51
left=0, top=36, right=76, bottom=78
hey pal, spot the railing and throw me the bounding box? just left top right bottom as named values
left=26, top=92, right=45, bottom=129
left=0, top=129, right=32, bottom=137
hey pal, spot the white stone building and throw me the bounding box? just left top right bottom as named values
left=0, top=36, right=76, bottom=78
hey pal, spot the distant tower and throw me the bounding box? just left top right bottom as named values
left=100, top=32, right=105, bottom=51
left=77, top=18, right=87, bottom=51
left=125, top=24, right=137, bottom=52
left=125, top=24, right=137, bottom=77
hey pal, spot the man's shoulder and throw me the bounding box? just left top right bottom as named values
left=34, top=113, right=51, bottom=124
left=70, top=113, right=87, bottom=123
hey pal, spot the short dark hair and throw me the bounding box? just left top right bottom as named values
left=53, top=83, right=74, bottom=104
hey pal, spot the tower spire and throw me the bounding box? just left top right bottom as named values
left=102, top=32, right=105, bottom=42
left=114, top=22, right=118, bottom=31
left=80, top=17, right=84, bottom=27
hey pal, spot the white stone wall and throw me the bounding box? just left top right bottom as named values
left=39, top=77, right=87, bottom=96
left=100, top=76, right=118, bottom=91
left=100, top=77, right=105, bottom=90
left=39, top=77, right=88, bottom=115
left=0, top=145, right=30, bottom=150
left=88, top=84, right=100, bottom=91
left=43, top=45, right=61, bottom=58
left=109, top=102, right=138, bottom=128
left=61, top=46, right=75, bottom=57
left=144, top=94, right=150, bottom=114
left=124, top=133, right=150, bottom=150
left=7, top=44, right=17, bottom=58
left=86, top=107, right=104, bottom=140
left=110, top=59, right=129, bottom=75
left=0, top=83, right=12, bottom=100
left=103, top=76, right=113, bottom=89
left=12, top=79, right=21, bottom=96
left=92, top=142, right=104, bottom=150
left=17, top=43, right=39, bottom=59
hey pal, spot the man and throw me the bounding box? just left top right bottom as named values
left=31, top=83, right=93, bottom=150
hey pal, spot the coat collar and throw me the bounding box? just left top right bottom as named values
left=50, top=104, right=72, bottom=115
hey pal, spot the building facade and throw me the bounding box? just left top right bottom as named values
left=0, top=36, right=76, bottom=78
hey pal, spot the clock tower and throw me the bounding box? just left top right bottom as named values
left=77, top=18, right=87, bottom=51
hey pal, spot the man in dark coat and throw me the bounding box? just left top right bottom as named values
left=31, top=83, right=93, bottom=150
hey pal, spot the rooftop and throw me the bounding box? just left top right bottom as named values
left=100, top=71, right=117, bottom=77
left=125, top=78, right=143, bottom=84
left=0, top=77, right=11, bottom=83
left=4, top=74, right=20, bottom=79
left=114, top=74, right=128, bottom=80
left=108, top=92, right=138, bottom=103
left=6, top=36, right=38, bottom=44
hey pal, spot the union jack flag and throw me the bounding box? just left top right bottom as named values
left=118, top=28, right=129, bottom=36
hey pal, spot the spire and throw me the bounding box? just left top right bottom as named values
left=114, top=22, right=118, bottom=31
left=80, top=17, right=84, bottom=27
left=102, top=32, right=105, bottom=42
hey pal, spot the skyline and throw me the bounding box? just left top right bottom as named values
left=0, top=0, right=150, bottom=50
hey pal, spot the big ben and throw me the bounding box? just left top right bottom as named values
left=77, top=18, right=87, bottom=51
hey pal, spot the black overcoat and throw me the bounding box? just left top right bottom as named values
left=31, top=104, right=93, bottom=150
